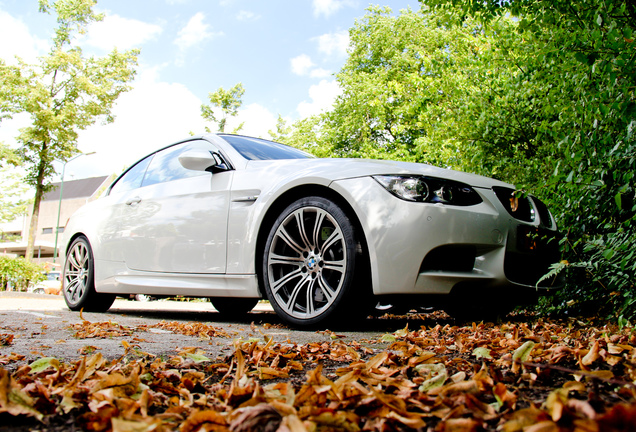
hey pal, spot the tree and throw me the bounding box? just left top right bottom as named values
left=201, top=83, right=245, bottom=133
left=0, top=75, right=29, bottom=231
left=288, top=6, right=492, bottom=167
left=0, top=0, right=138, bottom=261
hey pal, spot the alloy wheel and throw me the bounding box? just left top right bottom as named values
left=266, top=205, right=349, bottom=321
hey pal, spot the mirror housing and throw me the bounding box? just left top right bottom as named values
left=178, top=150, right=229, bottom=173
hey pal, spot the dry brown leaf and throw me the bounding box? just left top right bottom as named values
left=229, top=403, right=282, bottom=432
left=181, top=410, right=228, bottom=432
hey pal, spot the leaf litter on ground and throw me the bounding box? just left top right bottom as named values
left=0, top=314, right=635, bottom=431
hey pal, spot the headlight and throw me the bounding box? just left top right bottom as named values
left=373, top=175, right=483, bottom=206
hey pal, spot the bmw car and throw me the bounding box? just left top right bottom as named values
left=62, top=134, right=561, bottom=326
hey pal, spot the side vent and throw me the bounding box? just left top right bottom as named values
left=420, top=245, right=476, bottom=273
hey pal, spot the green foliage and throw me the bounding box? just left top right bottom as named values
left=423, top=0, right=636, bottom=321
left=270, top=115, right=334, bottom=158
left=0, top=256, right=45, bottom=292
left=306, top=6, right=490, bottom=165
left=0, top=145, right=29, bottom=228
left=0, top=0, right=139, bottom=260
left=201, top=82, right=245, bottom=133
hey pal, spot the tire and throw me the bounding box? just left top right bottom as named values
left=33, top=288, right=45, bottom=295
left=63, top=236, right=115, bottom=312
left=210, top=297, right=259, bottom=315
left=262, top=196, right=358, bottom=327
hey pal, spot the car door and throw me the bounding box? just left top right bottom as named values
left=114, top=139, right=232, bottom=273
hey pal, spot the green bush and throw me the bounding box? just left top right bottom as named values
left=0, top=256, right=46, bottom=292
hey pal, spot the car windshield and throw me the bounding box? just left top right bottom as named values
left=47, top=273, right=60, bottom=281
left=219, top=134, right=313, bottom=161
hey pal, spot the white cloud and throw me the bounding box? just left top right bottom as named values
left=297, top=79, right=342, bottom=118
left=312, top=0, right=357, bottom=17
left=314, top=30, right=349, bottom=57
left=82, top=14, right=163, bottom=51
left=70, top=68, right=280, bottom=179
left=236, top=10, right=260, bottom=21
left=174, top=12, right=221, bottom=51
left=73, top=66, right=208, bottom=178
left=0, top=10, right=48, bottom=63
left=290, top=54, right=315, bottom=76
left=226, top=103, right=278, bottom=138
left=309, top=68, right=332, bottom=78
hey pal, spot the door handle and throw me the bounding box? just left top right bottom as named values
left=126, top=196, right=142, bottom=206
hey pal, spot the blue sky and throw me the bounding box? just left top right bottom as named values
left=0, top=0, right=419, bottom=180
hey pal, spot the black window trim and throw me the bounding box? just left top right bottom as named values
left=107, top=137, right=234, bottom=196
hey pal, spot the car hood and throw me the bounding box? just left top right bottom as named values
left=245, top=158, right=514, bottom=189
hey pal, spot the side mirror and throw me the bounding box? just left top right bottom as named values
left=178, top=150, right=229, bottom=173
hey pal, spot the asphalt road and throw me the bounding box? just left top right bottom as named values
left=0, top=292, right=440, bottom=366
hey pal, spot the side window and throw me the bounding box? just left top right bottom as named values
left=109, top=156, right=152, bottom=195
left=141, top=140, right=216, bottom=187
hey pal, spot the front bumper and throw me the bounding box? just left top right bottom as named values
left=331, top=177, right=561, bottom=297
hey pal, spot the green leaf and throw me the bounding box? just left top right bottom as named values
left=380, top=334, right=396, bottom=343
left=473, top=347, right=493, bottom=360
left=185, top=353, right=210, bottom=363
left=512, top=341, right=536, bottom=363
left=29, top=357, right=60, bottom=373
left=615, top=193, right=622, bottom=210
left=417, top=364, right=448, bottom=392
left=574, top=52, right=588, bottom=64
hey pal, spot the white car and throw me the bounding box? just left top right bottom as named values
left=30, top=271, right=62, bottom=295
left=62, top=134, right=561, bottom=326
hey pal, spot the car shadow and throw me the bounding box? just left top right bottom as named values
left=106, top=304, right=460, bottom=333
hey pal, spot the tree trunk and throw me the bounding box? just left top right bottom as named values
left=24, top=162, right=46, bottom=262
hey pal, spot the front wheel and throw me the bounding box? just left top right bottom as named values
left=261, top=197, right=358, bottom=327
left=63, top=236, right=115, bottom=312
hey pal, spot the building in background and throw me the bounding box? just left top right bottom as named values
left=0, top=175, right=113, bottom=265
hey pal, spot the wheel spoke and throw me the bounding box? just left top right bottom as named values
left=320, top=228, right=344, bottom=255
left=68, top=248, right=81, bottom=270
left=294, top=209, right=313, bottom=250
left=322, top=259, right=346, bottom=273
left=305, top=279, right=316, bottom=315
left=270, top=267, right=303, bottom=294
left=67, top=276, right=82, bottom=302
left=276, top=225, right=305, bottom=256
left=316, top=274, right=336, bottom=302
left=269, top=253, right=303, bottom=266
left=311, top=210, right=327, bottom=249
left=284, top=274, right=311, bottom=314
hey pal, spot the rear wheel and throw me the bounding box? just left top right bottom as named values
left=261, top=197, right=358, bottom=327
left=63, top=236, right=115, bottom=312
left=210, top=297, right=259, bottom=315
